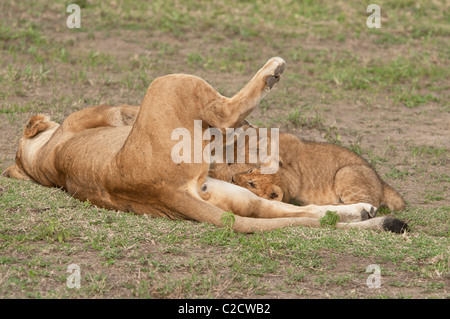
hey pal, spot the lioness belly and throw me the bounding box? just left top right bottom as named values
left=55, top=126, right=130, bottom=193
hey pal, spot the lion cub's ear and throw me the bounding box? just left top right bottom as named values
left=23, top=115, right=52, bottom=138
left=269, top=185, right=283, bottom=201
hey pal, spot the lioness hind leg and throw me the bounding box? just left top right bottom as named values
left=204, top=57, right=285, bottom=129
left=61, top=104, right=139, bottom=134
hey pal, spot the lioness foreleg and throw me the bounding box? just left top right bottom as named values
left=193, top=177, right=406, bottom=233
left=200, top=177, right=374, bottom=222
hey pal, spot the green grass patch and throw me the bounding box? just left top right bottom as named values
left=319, top=211, right=340, bottom=228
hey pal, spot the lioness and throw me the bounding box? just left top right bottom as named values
left=224, top=132, right=406, bottom=212
left=3, top=58, right=407, bottom=233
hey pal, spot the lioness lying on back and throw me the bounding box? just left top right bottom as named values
left=6, top=57, right=408, bottom=233
left=211, top=131, right=406, bottom=211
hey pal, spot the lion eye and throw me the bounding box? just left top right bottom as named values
left=246, top=168, right=253, bottom=174
left=248, top=181, right=255, bottom=188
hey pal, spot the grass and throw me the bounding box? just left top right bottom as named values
left=319, top=211, right=340, bottom=228
left=0, top=0, right=449, bottom=299
left=1, top=177, right=448, bottom=298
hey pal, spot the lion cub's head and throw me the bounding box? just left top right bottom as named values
left=231, top=167, right=283, bottom=201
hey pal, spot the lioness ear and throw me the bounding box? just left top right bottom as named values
left=269, top=185, right=283, bottom=201
left=23, top=115, right=51, bottom=138
left=237, top=119, right=256, bottom=129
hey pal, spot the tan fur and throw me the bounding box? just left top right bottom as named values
left=3, top=58, right=407, bottom=233
left=232, top=168, right=284, bottom=201
left=23, top=115, right=53, bottom=138
left=223, top=132, right=406, bottom=211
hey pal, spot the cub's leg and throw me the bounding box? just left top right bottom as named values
left=333, top=164, right=384, bottom=208
left=334, top=164, right=406, bottom=211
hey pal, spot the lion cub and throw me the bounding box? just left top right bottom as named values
left=222, top=132, right=406, bottom=211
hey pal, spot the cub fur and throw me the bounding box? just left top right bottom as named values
left=212, top=132, right=406, bottom=211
